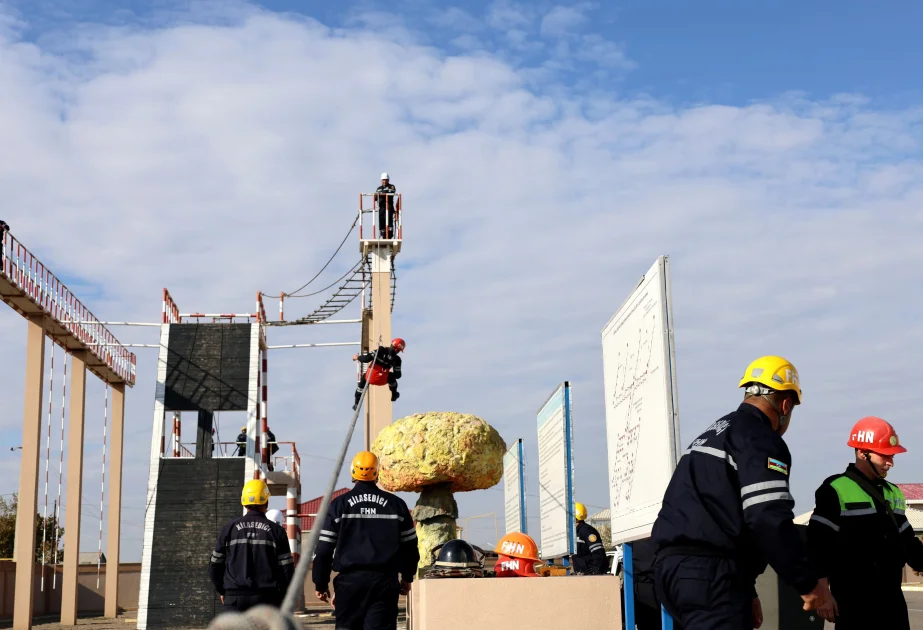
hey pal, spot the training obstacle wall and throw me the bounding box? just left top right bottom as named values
left=138, top=323, right=261, bottom=630
left=144, top=458, right=245, bottom=628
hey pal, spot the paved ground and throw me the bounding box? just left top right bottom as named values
left=4, top=592, right=922, bottom=628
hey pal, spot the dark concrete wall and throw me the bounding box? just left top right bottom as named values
left=164, top=324, right=251, bottom=412
left=146, top=457, right=244, bottom=629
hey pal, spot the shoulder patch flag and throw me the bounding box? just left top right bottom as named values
left=768, top=457, right=789, bottom=475
left=589, top=534, right=598, bottom=543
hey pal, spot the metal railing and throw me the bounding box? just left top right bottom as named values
left=269, top=442, right=301, bottom=482
left=359, top=193, right=403, bottom=241
left=0, top=231, right=136, bottom=384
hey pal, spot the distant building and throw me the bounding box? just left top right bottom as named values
left=78, top=551, right=105, bottom=565
left=298, top=488, right=351, bottom=533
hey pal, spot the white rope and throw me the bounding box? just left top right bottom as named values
left=53, top=351, right=68, bottom=589
left=40, top=341, right=55, bottom=592
left=97, top=382, right=109, bottom=587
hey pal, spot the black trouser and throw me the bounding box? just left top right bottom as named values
left=830, top=584, right=909, bottom=630
left=333, top=571, right=400, bottom=630
left=654, top=554, right=751, bottom=630
left=222, top=590, right=282, bottom=614
left=378, top=207, right=395, bottom=239
left=355, top=373, right=398, bottom=406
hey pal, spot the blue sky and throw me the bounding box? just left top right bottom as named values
left=1, top=0, right=923, bottom=563
left=11, top=0, right=923, bottom=106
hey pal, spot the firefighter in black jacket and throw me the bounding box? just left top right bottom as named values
left=352, top=338, right=405, bottom=410
left=651, top=355, right=836, bottom=629
left=572, top=502, right=608, bottom=575
left=808, top=416, right=923, bottom=630
left=374, top=173, right=398, bottom=238
left=312, top=451, right=420, bottom=630
left=209, top=479, right=294, bottom=613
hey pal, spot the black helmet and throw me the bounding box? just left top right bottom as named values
left=435, top=539, right=480, bottom=569
left=426, top=539, right=484, bottom=578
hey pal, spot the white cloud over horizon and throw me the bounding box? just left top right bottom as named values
left=1, top=2, right=923, bottom=562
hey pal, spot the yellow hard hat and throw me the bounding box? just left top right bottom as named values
left=574, top=502, right=587, bottom=521
left=738, top=355, right=802, bottom=404
left=241, top=426, right=247, bottom=433
left=241, top=479, right=270, bottom=506
left=351, top=451, right=379, bottom=481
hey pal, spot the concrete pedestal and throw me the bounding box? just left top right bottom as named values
left=408, top=576, right=622, bottom=629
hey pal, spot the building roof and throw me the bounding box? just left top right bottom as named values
left=78, top=552, right=105, bottom=565
left=588, top=508, right=610, bottom=525
left=896, top=484, right=923, bottom=502
left=298, top=488, right=351, bottom=532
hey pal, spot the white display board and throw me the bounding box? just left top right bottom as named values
left=601, top=256, right=680, bottom=545
left=503, top=439, right=527, bottom=534
left=536, top=382, right=576, bottom=559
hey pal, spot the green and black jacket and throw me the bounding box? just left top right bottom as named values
left=807, top=463, right=923, bottom=593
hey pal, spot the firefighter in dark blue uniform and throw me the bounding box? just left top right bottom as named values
left=312, top=451, right=420, bottom=630
left=651, top=355, right=837, bottom=629
left=352, top=338, right=405, bottom=409
left=808, top=416, right=923, bottom=630
left=374, top=173, right=398, bottom=238
left=572, top=502, right=608, bottom=575
left=209, top=479, right=294, bottom=613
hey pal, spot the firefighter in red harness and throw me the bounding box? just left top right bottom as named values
left=352, top=338, right=405, bottom=410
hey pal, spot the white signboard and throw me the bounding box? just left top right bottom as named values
left=602, top=256, right=680, bottom=545
left=503, top=439, right=527, bottom=534
left=536, top=382, right=576, bottom=559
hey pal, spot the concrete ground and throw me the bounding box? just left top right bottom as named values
left=4, top=593, right=921, bottom=629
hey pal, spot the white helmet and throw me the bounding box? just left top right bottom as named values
left=380, top=172, right=390, bottom=180
left=265, top=509, right=285, bottom=527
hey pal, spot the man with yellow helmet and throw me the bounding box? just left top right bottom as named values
left=312, top=451, right=420, bottom=629
left=651, top=356, right=837, bottom=628
left=571, top=502, right=608, bottom=575
left=208, top=478, right=294, bottom=614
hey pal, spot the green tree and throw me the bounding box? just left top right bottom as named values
left=0, top=494, right=64, bottom=563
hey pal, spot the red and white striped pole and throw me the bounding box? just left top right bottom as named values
left=53, top=353, right=69, bottom=589
left=261, top=349, right=269, bottom=470
left=40, top=342, right=55, bottom=592
left=172, top=413, right=180, bottom=457
left=286, top=484, right=299, bottom=559
left=97, top=383, right=109, bottom=587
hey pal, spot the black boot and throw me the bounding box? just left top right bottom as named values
left=391, top=390, right=400, bottom=402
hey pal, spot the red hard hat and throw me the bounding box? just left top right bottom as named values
left=392, top=338, right=406, bottom=352
left=846, top=416, right=907, bottom=456
left=494, top=554, right=539, bottom=578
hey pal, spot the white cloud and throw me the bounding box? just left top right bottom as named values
left=2, top=6, right=923, bottom=562
left=485, top=0, right=535, bottom=31
left=540, top=5, right=589, bottom=37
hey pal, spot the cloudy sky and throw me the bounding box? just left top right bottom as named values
left=1, top=0, right=922, bottom=563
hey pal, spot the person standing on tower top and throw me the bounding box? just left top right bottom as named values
left=374, top=173, right=398, bottom=239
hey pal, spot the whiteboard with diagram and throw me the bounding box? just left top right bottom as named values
left=602, top=256, right=681, bottom=545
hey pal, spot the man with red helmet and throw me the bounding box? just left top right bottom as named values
left=352, top=338, right=405, bottom=410
left=807, top=416, right=923, bottom=629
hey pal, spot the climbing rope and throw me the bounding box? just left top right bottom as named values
left=97, top=381, right=109, bottom=587
left=208, top=345, right=382, bottom=629
left=40, top=340, right=55, bottom=592
left=269, top=213, right=358, bottom=299
left=53, top=350, right=68, bottom=589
